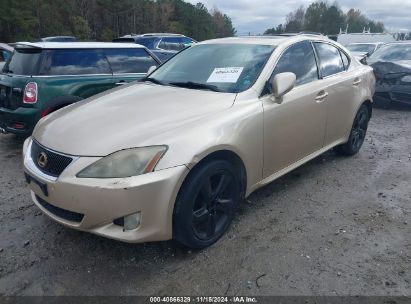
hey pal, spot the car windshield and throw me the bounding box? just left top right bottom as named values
left=369, top=44, right=411, bottom=62
left=147, top=44, right=275, bottom=93
left=2, top=48, right=42, bottom=75
left=346, top=44, right=376, bottom=54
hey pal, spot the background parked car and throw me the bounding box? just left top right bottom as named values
left=0, top=42, right=160, bottom=135
left=0, top=43, right=13, bottom=70
left=113, top=33, right=196, bottom=62
left=346, top=42, right=385, bottom=64
left=346, top=42, right=384, bottom=58
left=337, top=33, right=395, bottom=45
left=368, top=42, right=411, bottom=107
left=38, top=36, right=76, bottom=42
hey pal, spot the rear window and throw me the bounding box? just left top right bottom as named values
left=135, top=38, right=160, bottom=49
left=113, top=38, right=136, bottom=43
left=158, top=37, right=185, bottom=51
left=104, top=48, right=158, bottom=74
left=2, top=49, right=42, bottom=75
left=39, top=49, right=111, bottom=75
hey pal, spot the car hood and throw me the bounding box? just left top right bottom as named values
left=34, top=83, right=236, bottom=156
left=370, top=60, right=411, bottom=81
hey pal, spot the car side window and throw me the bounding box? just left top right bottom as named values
left=40, top=49, right=111, bottom=75
left=158, top=37, right=185, bottom=51
left=179, top=37, right=195, bottom=47
left=104, top=48, right=158, bottom=74
left=314, top=42, right=344, bottom=77
left=340, top=50, right=350, bottom=70
left=271, top=41, right=319, bottom=86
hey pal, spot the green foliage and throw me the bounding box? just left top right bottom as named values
left=0, top=0, right=236, bottom=42
left=264, top=1, right=385, bottom=36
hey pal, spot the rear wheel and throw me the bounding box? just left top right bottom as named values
left=173, top=160, right=240, bottom=249
left=335, top=104, right=370, bottom=156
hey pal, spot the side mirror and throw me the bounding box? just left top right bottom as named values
left=271, top=72, right=296, bottom=102
left=147, top=65, right=157, bottom=75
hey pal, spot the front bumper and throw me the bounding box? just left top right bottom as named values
left=0, top=106, right=39, bottom=135
left=23, top=140, right=189, bottom=243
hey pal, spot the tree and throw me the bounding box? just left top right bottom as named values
left=304, top=1, right=328, bottom=33
left=264, top=1, right=385, bottom=36
left=285, top=6, right=305, bottom=32
left=264, top=24, right=284, bottom=35
left=0, top=0, right=236, bottom=42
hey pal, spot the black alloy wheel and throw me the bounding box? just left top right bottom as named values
left=336, top=104, right=370, bottom=156
left=173, top=159, right=240, bottom=249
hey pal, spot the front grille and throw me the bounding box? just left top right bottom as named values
left=31, top=140, right=73, bottom=177
left=36, top=195, right=84, bottom=223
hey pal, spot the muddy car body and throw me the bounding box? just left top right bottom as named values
left=23, top=35, right=375, bottom=248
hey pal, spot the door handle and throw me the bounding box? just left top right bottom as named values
left=353, top=78, right=362, bottom=86
left=315, top=91, right=328, bottom=102
left=115, top=81, right=127, bottom=86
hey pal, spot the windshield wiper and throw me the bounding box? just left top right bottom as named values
left=169, top=81, right=221, bottom=92
left=142, top=77, right=164, bottom=85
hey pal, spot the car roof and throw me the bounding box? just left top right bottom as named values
left=118, top=33, right=187, bottom=39
left=198, top=34, right=332, bottom=46
left=41, top=36, right=75, bottom=39
left=11, top=42, right=146, bottom=49
left=348, top=42, right=384, bottom=45
left=0, top=43, right=14, bottom=51
left=383, top=41, right=411, bottom=45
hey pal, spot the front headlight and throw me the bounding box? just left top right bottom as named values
left=77, top=146, right=167, bottom=178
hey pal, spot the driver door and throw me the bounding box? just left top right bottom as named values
left=261, top=41, right=328, bottom=178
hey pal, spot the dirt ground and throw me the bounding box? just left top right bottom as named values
left=0, top=107, right=409, bottom=296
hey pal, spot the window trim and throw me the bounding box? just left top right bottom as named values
left=38, top=48, right=112, bottom=76
left=312, top=41, right=350, bottom=79
left=260, top=40, right=321, bottom=97
left=103, top=48, right=159, bottom=74
left=20, top=47, right=160, bottom=77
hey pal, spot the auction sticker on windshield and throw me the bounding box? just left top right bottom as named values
left=207, top=67, right=244, bottom=83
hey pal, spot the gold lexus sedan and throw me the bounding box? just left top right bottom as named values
left=23, top=35, right=375, bottom=248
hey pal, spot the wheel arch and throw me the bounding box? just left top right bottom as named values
left=179, top=148, right=248, bottom=201
left=362, top=99, right=372, bottom=119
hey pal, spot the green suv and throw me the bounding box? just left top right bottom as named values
left=0, top=42, right=160, bottom=135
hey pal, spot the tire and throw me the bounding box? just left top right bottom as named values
left=173, top=159, right=241, bottom=249
left=335, top=104, right=370, bottom=156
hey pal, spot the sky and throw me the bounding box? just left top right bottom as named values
left=186, top=0, right=411, bottom=35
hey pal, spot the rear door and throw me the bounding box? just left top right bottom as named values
left=313, top=42, right=361, bottom=145
left=104, top=48, right=159, bottom=86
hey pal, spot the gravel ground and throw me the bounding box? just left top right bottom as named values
left=0, top=107, right=410, bottom=296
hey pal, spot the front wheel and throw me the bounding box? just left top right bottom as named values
left=335, top=104, right=370, bottom=156
left=173, top=160, right=241, bottom=249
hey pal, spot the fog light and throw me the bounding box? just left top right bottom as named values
left=123, top=212, right=141, bottom=231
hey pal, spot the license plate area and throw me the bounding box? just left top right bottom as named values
left=24, top=172, right=48, bottom=196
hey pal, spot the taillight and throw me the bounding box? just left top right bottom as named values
left=23, top=82, right=38, bottom=104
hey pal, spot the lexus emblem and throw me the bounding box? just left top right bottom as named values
left=37, top=152, right=48, bottom=168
